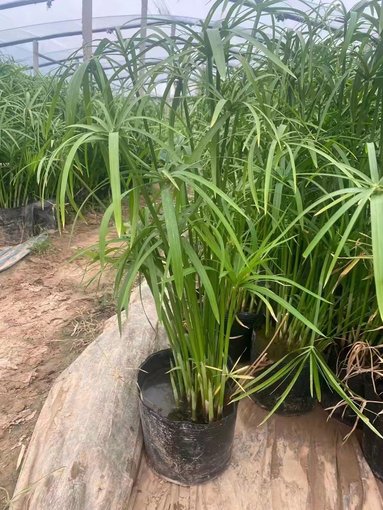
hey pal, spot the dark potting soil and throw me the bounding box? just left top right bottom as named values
left=250, top=328, right=298, bottom=362
left=373, top=378, right=383, bottom=396
left=251, top=363, right=315, bottom=415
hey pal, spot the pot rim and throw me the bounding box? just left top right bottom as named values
left=137, top=348, right=237, bottom=428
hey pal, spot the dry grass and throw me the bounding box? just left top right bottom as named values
left=63, top=292, right=115, bottom=351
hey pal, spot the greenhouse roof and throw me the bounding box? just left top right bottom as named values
left=0, top=0, right=362, bottom=73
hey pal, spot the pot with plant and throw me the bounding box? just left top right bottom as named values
left=339, top=342, right=383, bottom=479
left=239, top=223, right=331, bottom=416
left=241, top=229, right=366, bottom=417
left=294, top=145, right=383, bottom=427
left=45, top=0, right=383, bottom=482
left=246, top=255, right=376, bottom=418
left=90, top=108, right=321, bottom=483
left=248, top=319, right=323, bottom=416
left=318, top=253, right=380, bottom=427
left=111, top=169, right=317, bottom=484
left=43, top=15, right=309, bottom=486
left=241, top=133, right=383, bottom=419
left=321, top=342, right=364, bottom=427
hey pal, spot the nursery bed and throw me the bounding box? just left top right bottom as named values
left=129, top=401, right=383, bottom=510
left=11, top=286, right=383, bottom=510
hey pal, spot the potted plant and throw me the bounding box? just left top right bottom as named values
left=361, top=344, right=383, bottom=480
left=320, top=262, right=380, bottom=428
left=83, top=64, right=325, bottom=482
left=335, top=342, right=383, bottom=477
left=245, top=236, right=331, bottom=416
left=0, top=61, right=66, bottom=245
left=105, top=165, right=321, bottom=484
left=229, top=204, right=378, bottom=420
left=40, top=0, right=383, bottom=482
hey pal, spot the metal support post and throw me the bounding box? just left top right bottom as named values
left=82, top=0, right=93, bottom=62
left=32, top=40, right=39, bottom=75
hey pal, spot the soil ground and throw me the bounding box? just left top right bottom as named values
left=0, top=215, right=114, bottom=507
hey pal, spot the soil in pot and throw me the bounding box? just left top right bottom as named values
left=321, top=343, right=364, bottom=429
left=362, top=376, right=383, bottom=481
left=137, top=349, right=238, bottom=485
left=228, top=312, right=259, bottom=363
left=249, top=332, right=315, bottom=415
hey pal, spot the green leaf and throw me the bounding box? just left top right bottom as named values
left=182, top=239, right=220, bottom=322
left=207, top=28, right=227, bottom=79
left=259, top=359, right=307, bottom=424
left=210, top=99, right=227, bottom=127
left=303, top=192, right=366, bottom=258
left=98, top=201, right=115, bottom=266
left=264, top=139, right=278, bottom=214
left=324, top=193, right=370, bottom=285
left=367, top=143, right=379, bottom=183
left=66, top=62, right=90, bottom=125
left=59, top=132, right=97, bottom=226
left=255, top=286, right=323, bottom=336
left=371, top=194, right=383, bottom=321
left=189, top=112, right=230, bottom=164
left=232, top=28, right=296, bottom=78
left=161, top=186, right=184, bottom=299
left=247, top=137, right=260, bottom=211
left=108, top=132, right=123, bottom=236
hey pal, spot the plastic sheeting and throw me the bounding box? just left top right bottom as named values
left=0, top=0, right=361, bottom=72
left=0, top=0, right=217, bottom=69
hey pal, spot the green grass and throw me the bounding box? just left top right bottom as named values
left=30, top=237, right=53, bottom=255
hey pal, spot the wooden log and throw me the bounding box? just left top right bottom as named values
left=11, top=285, right=164, bottom=510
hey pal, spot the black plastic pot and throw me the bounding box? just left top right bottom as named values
left=250, top=336, right=315, bottom=415
left=362, top=376, right=383, bottom=481
left=321, top=344, right=364, bottom=429
left=137, top=349, right=238, bottom=485
left=228, top=312, right=259, bottom=363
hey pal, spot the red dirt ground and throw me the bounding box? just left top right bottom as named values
left=0, top=215, right=114, bottom=507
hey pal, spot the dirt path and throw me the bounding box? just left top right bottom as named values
left=0, top=215, right=114, bottom=505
